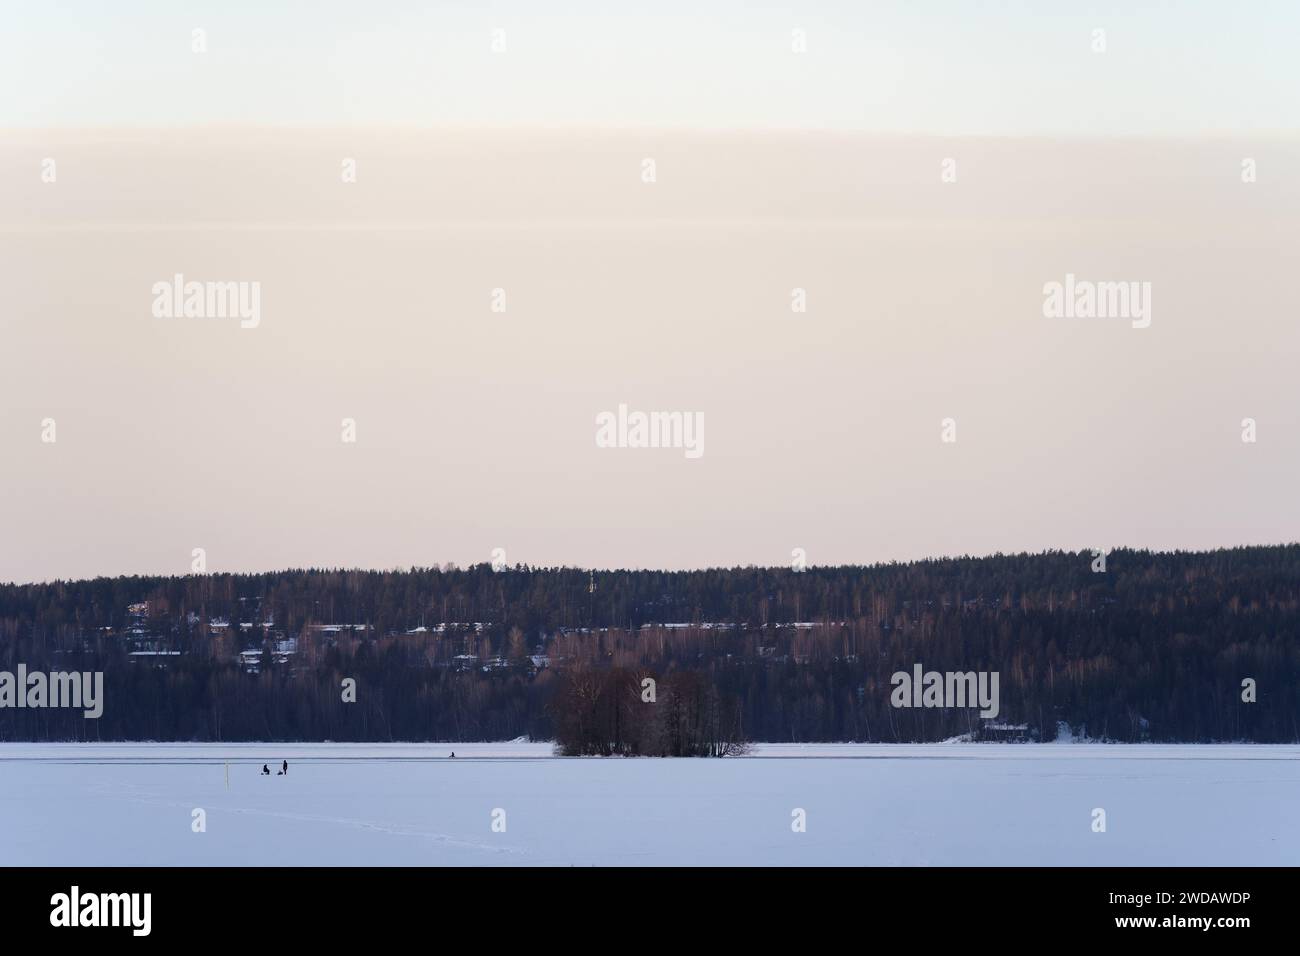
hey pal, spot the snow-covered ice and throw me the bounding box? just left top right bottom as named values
left=1, top=742, right=1295, bottom=865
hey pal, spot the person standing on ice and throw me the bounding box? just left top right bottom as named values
left=282, top=759, right=288, bottom=775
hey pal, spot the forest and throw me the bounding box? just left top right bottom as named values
left=0, top=545, right=1296, bottom=744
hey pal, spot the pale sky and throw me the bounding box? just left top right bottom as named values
left=2, top=1, right=1298, bottom=136
left=1, top=5, right=1298, bottom=583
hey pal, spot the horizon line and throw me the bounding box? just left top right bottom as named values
left=5, top=540, right=1297, bottom=589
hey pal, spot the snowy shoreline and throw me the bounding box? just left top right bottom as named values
left=2, top=741, right=1297, bottom=761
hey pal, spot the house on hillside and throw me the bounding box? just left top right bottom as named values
left=976, top=722, right=1031, bottom=742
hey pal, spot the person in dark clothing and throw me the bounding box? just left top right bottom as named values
left=449, top=752, right=455, bottom=758
left=261, top=764, right=270, bottom=775
left=282, top=760, right=288, bottom=775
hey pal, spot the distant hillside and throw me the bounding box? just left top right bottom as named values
left=1, top=545, right=1297, bottom=743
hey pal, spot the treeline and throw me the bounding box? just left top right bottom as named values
left=550, top=669, right=749, bottom=756
left=5, top=545, right=1300, bottom=637
left=0, top=545, right=1297, bottom=743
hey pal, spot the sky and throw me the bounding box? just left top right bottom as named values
left=2, top=1, right=1299, bottom=136
left=1, top=4, right=1297, bottom=583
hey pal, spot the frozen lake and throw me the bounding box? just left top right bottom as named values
left=1, top=742, right=1296, bottom=866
